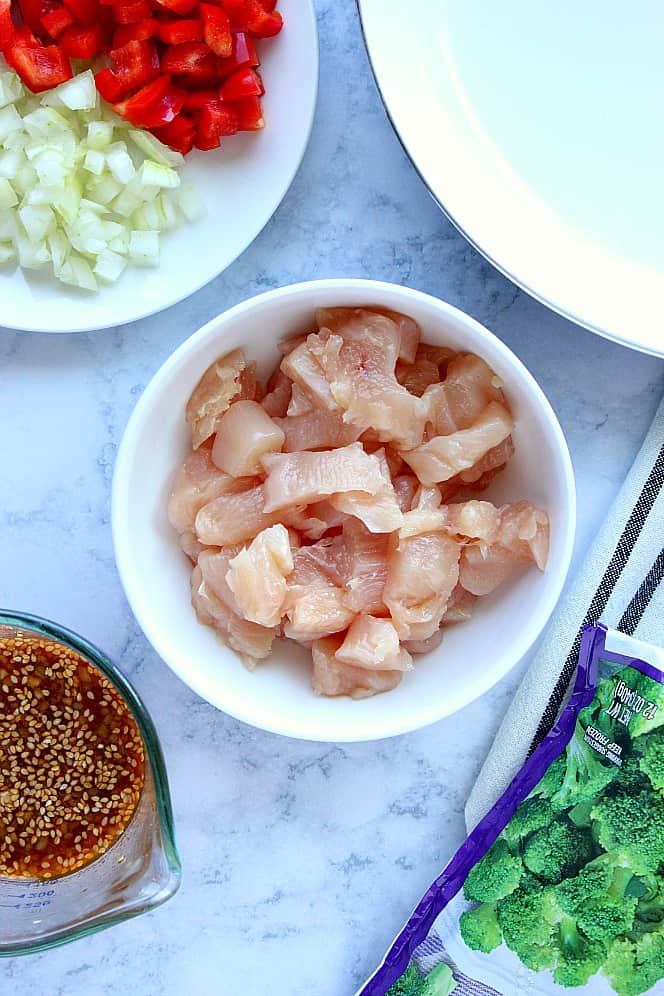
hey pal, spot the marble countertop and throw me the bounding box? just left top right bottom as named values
left=1, top=1, right=663, bottom=993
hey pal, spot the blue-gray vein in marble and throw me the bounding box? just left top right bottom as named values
left=1, top=1, right=663, bottom=993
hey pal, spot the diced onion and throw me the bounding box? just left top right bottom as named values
left=0, top=61, right=206, bottom=292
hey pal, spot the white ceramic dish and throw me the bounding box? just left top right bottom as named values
left=358, top=0, right=664, bottom=357
left=112, top=278, right=576, bottom=742
left=1, top=0, right=318, bottom=334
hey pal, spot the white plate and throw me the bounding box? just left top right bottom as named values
left=358, top=0, right=664, bottom=356
left=112, top=279, right=575, bottom=742
left=2, top=0, right=318, bottom=333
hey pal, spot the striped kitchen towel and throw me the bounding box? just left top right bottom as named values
left=465, top=394, right=664, bottom=832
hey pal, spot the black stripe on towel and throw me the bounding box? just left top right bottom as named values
left=529, top=441, right=664, bottom=753
left=619, top=548, right=664, bottom=636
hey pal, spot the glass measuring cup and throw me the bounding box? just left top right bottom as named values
left=0, top=611, right=181, bottom=956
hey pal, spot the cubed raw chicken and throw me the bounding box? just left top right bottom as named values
left=275, top=409, right=360, bottom=452
left=283, top=541, right=354, bottom=642
left=423, top=353, right=506, bottom=435
left=212, top=400, right=285, bottom=477
left=191, top=559, right=275, bottom=667
left=329, top=448, right=403, bottom=533
left=186, top=349, right=258, bottom=449
left=336, top=616, right=412, bottom=671
left=310, top=635, right=403, bottom=699
left=196, top=484, right=301, bottom=546
left=384, top=532, right=461, bottom=641
left=167, top=444, right=256, bottom=535
left=316, top=306, right=421, bottom=364
left=261, top=443, right=388, bottom=513
left=460, top=501, right=550, bottom=596
left=393, top=474, right=420, bottom=512
left=226, top=524, right=294, bottom=627
left=262, top=367, right=292, bottom=417
left=402, top=401, right=514, bottom=486
left=339, top=519, right=389, bottom=615
left=400, top=499, right=501, bottom=543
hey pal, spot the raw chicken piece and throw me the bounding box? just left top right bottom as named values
left=339, top=519, right=389, bottom=615
left=457, top=437, right=516, bottom=489
left=186, top=349, right=258, bottom=449
left=336, top=616, right=412, bottom=671
left=311, top=635, right=402, bottom=699
left=396, top=358, right=440, bottom=397
left=422, top=353, right=506, bottom=435
left=283, top=541, right=353, bottom=641
left=316, top=306, right=420, bottom=363
left=393, top=474, right=420, bottom=512
left=261, top=367, right=292, bottom=418
left=226, top=524, right=294, bottom=627
left=261, top=443, right=388, bottom=513
left=306, top=314, right=429, bottom=449
left=329, top=449, right=403, bottom=533
left=402, top=401, right=514, bottom=486
left=191, top=559, right=275, bottom=667
left=403, top=630, right=444, bottom=655
left=384, top=532, right=461, bottom=641
left=460, top=501, right=550, bottom=596
left=400, top=499, right=501, bottom=543
left=287, top=384, right=314, bottom=416
left=167, top=444, right=255, bottom=534
left=196, top=484, right=302, bottom=546
left=275, top=409, right=360, bottom=452
left=280, top=332, right=340, bottom=411
left=212, top=400, right=285, bottom=477
left=180, top=529, right=206, bottom=563
left=442, top=583, right=476, bottom=625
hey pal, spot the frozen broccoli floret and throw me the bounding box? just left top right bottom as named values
left=463, top=839, right=523, bottom=904
left=551, top=721, right=621, bottom=809
left=603, top=925, right=664, bottom=996
left=639, top=734, right=664, bottom=792
left=523, top=819, right=594, bottom=884
left=551, top=916, right=607, bottom=988
left=591, top=788, right=664, bottom=874
left=501, top=796, right=555, bottom=849
left=496, top=884, right=560, bottom=951
left=459, top=904, right=501, bottom=953
left=385, top=961, right=456, bottom=996
left=529, top=753, right=566, bottom=805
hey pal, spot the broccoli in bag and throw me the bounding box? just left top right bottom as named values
left=359, top=625, right=664, bottom=996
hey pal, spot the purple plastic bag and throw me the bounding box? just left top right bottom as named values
left=359, top=625, right=664, bottom=996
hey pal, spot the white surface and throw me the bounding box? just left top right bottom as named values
left=0, top=0, right=318, bottom=333
left=1, top=1, right=663, bottom=992
left=358, top=0, right=664, bottom=356
left=112, top=278, right=575, bottom=741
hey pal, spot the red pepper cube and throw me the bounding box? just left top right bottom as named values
left=245, top=0, right=281, bottom=38
left=40, top=6, right=74, bottom=39
left=61, top=0, right=100, bottom=27
left=112, top=17, right=157, bottom=46
left=161, top=40, right=211, bottom=74
left=215, top=31, right=258, bottom=80
left=218, top=64, right=260, bottom=101
left=60, top=22, right=106, bottom=57
left=116, top=73, right=186, bottom=128
left=199, top=3, right=231, bottom=57
left=151, top=113, right=195, bottom=153
left=9, top=41, right=73, bottom=92
left=233, top=93, right=263, bottom=130
left=155, top=17, right=202, bottom=44
left=218, top=0, right=246, bottom=30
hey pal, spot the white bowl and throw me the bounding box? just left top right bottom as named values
left=112, top=279, right=576, bottom=742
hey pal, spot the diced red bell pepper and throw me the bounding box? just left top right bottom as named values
left=245, top=0, right=281, bottom=37
left=8, top=41, right=72, bottom=92
left=218, top=0, right=246, bottom=30
left=161, top=40, right=210, bottom=73
left=60, top=22, right=106, bottom=57
left=0, top=0, right=15, bottom=49
left=215, top=31, right=257, bottom=79
left=95, top=37, right=158, bottom=100
left=199, top=3, right=230, bottom=57
left=152, top=0, right=198, bottom=17
left=155, top=17, right=202, bottom=44
left=40, top=5, right=74, bottom=39
left=194, top=97, right=238, bottom=149
left=112, top=0, right=151, bottom=24
left=218, top=64, right=260, bottom=101
left=181, top=86, right=216, bottom=110
left=234, top=93, right=263, bottom=130
left=18, top=0, right=54, bottom=38
left=151, top=113, right=195, bottom=153
left=114, top=73, right=186, bottom=127
left=61, top=0, right=100, bottom=26
left=112, top=17, right=156, bottom=46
